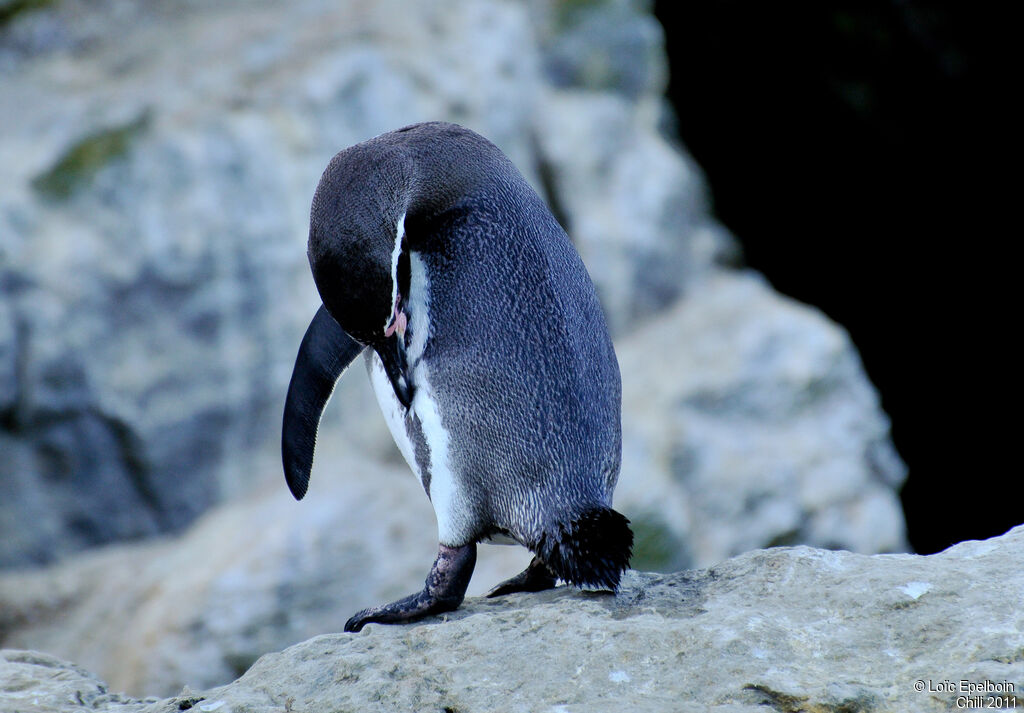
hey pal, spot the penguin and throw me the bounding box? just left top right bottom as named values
left=282, top=122, right=632, bottom=633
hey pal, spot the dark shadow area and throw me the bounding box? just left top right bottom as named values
left=654, top=2, right=1014, bottom=553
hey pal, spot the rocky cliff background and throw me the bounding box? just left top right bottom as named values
left=0, top=0, right=976, bottom=701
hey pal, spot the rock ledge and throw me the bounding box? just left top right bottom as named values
left=3, top=526, right=1022, bottom=713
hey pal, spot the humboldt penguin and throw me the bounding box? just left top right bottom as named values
left=282, top=122, right=632, bottom=633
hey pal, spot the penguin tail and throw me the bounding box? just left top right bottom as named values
left=537, top=506, right=633, bottom=591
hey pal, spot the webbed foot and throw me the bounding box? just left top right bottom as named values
left=344, top=543, right=477, bottom=632
left=486, top=555, right=558, bottom=598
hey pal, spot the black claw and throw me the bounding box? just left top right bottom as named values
left=486, top=556, right=558, bottom=598
left=344, top=543, right=477, bottom=632
left=345, top=613, right=368, bottom=633
left=344, top=590, right=434, bottom=633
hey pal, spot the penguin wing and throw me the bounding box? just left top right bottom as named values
left=282, top=305, right=365, bottom=500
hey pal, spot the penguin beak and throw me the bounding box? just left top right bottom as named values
left=384, top=292, right=407, bottom=339
left=385, top=310, right=407, bottom=339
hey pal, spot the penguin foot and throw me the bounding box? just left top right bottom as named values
left=486, top=556, right=558, bottom=598
left=344, top=542, right=477, bottom=632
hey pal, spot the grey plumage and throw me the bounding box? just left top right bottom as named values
left=283, top=121, right=631, bottom=631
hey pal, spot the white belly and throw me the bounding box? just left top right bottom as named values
left=366, top=351, right=421, bottom=483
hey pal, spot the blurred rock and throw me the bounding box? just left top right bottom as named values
left=537, top=0, right=668, bottom=100
left=0, top=0, right=735, bottom=567
left=0, top=294, right=15, bottom=409
left=0, top=437, right=532, bottom=696
left=3, top=526, right=1022, bottom=711
left=0, top=650, right=150, bottom=713
left=618, top=271, right=908, bottom=570
left=535, top=91, right=736, bottom=331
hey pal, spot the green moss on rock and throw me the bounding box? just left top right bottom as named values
left=31, top=112, right=150, bottom=201
left=0, top=0, right=56, bottom=28
left=629, top=511, right=690, bottom=572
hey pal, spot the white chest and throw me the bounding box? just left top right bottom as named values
left=366, top=252, right=465, bottom=545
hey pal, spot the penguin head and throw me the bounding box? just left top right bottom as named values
left=305, top=122, right=508, bottom=348
left=306, top=141, right=414, bottom=348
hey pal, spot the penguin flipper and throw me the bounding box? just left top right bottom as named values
left=282, top=305, right=364, bottom=500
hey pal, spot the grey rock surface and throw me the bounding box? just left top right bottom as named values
left=0, top=0, right=733, bottom=567
left=617, top=271, right=908, bottom=571
left=3, top=526, right=1022, bottom=713
left=0, top=650, right=149, bottom=713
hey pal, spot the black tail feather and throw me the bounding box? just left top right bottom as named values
left=536, top=507, right=633, bottom=590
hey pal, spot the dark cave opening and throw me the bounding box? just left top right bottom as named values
left=653, top=2, right=1013, bottom=554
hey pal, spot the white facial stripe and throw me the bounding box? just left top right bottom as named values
left=385, top=213, right=406, bottom=333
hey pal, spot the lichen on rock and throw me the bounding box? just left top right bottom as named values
left=31, top=112, right=151, bottom=201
